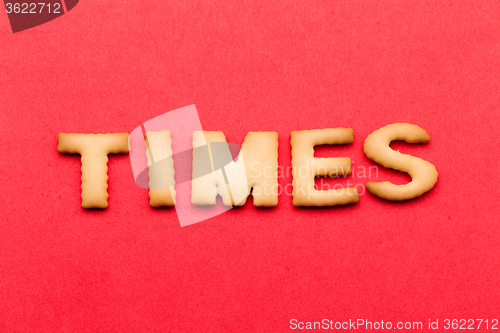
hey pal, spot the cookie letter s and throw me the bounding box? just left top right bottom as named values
left=363, top=123, right=438, bottom=200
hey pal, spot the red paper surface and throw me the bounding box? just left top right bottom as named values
left=0, top=0, right=499, bottom=331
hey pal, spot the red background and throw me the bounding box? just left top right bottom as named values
left=1, top=0, right=499, bottom=331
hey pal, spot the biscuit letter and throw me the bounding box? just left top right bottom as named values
left=145, top=131, right=176, bottom=207
left=57, top=133, right=129, bottom=209
left=191, top=131, right=279, bottom=207
left=291, top=128, right=359, bottom=206
left=363, top=123, right=438, bottom=200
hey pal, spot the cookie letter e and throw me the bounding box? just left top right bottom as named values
left=291, top=128, right=359, bottom=206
